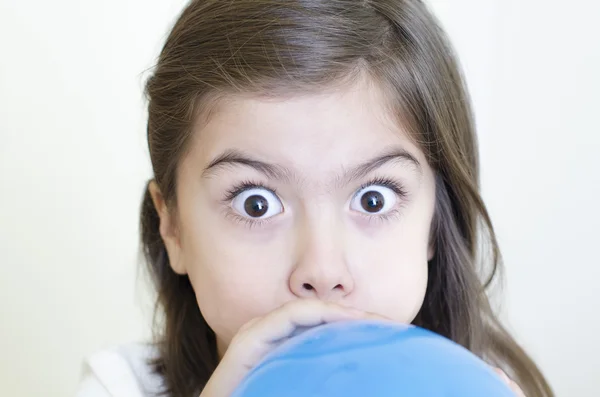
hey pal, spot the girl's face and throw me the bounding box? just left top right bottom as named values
left=158, top=79, right=437, bottom=354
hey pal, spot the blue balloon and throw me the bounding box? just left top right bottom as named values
left=231, top=320, right=516, bottom=397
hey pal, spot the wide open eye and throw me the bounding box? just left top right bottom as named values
left=350, top=185, right=398, bottom=215
left=231, top=187, right=283, bottom=219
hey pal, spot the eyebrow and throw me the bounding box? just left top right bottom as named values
left=202, top=147, right=422, bottom=184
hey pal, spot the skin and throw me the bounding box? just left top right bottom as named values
left=149, top=78, right=525, bottom=396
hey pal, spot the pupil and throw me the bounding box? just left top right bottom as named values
left=244, top=195, right=269, bottom=217
left=361, top=191, right=384, bottom=213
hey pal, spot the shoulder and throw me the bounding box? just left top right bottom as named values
left=74, top=342, right=164, bottom=397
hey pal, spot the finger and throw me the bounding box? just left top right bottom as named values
left=508, top=379, right=526, bottom=397
left=228, top=300, right=391, bottom=369
left=493, top=367, right=510, bottom=382
left=493, top=368, right=526, bottom=397
left=237, top=316, right=261, bottom=333
left=227, top=300, right=348, bottom=365
left=238, top=299, right=389, bottom=351
left=250, top=300, right=366, bottom=344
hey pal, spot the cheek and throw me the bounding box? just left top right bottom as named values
left=181, top=222, right=293, bottom=344
left=348, top=215, right=431, bottom=323
left=377, top=256, right=428, bottom=323
left=353, top=240, right=428, bottom=323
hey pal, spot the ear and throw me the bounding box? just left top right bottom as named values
left=427, top=208, right=437, bottom=262
left=427, top=238, right=435, bottom=261
left=148, top=180, right=187, bottom=275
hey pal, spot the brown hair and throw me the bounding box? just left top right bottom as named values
left=140, top=0, right=553, bottom=396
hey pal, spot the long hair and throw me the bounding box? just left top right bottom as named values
left=140, top=1, right=553, bottom=396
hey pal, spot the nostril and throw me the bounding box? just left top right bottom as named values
left=302, top=283, right=314, bottom=291
left=333, top=284, right=343, bottom=290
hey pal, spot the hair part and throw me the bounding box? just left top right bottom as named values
left=140, top=1, right=553, bottom=396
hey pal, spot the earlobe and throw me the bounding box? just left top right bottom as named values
left=427, top=241, right=435, bottom=261
left=148, top=180, right=187, bottom=275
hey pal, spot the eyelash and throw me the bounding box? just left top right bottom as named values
left=223, top=180, right=279, bottom=202
left=357, top=176, right=407, bottom=198
left=354, top=176, right=408, bottom=225
left=222, top=177, right=408, bottom=228
left=222, top=180, right=280, bottom=228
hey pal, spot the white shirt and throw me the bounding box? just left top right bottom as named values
left=75, top=343, right=164, bottom=397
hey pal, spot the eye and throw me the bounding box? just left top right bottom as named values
left=350, top=185, right=398, bottom=214
left=231, top=188, right=283, bottom=219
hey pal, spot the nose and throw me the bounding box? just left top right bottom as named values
left=288, top=216, right=355, bottom=301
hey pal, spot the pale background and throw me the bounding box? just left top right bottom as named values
left=0, top=0, right=598, bottom=396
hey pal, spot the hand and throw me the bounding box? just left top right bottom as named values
left=494, top=367, right=526, bottom=397
left=199, top=299, right=388, bottom=397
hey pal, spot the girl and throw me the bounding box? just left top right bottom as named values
left=76, top=0, right=553, bottom=396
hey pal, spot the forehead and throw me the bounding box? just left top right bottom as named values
left=187, top=81, right=426, bottom=178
